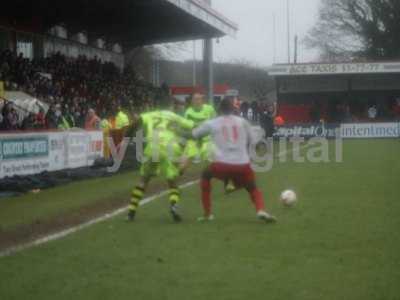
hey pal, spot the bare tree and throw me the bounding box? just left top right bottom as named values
left=125, top=43, right=186, bottom=81
left=305, top=0, right=400, bottom=61
left=214, top=60, right=274, bottom=101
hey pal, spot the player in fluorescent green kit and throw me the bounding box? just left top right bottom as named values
left=182, top=93, right=236, bottom=193
left=128, top=99, right=193, bottom=222
left=181, top=93, right=216, bottom=173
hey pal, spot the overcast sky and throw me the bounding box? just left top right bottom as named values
left=170, top=0, right=321, bottom=67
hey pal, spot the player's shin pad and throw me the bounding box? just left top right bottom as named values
left=129, top=186, right=145, bottom=212
left=169, top=188, right=181, bottom=205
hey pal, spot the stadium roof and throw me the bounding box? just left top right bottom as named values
left=268, top=62, right=400, bottom=77
left=4, top=0, right=238, bottom=47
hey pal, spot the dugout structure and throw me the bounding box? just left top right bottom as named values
left=268, top=62, right=400, bottom=123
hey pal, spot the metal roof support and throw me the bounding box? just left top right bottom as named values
left=203, top=38, right=214, bottom=105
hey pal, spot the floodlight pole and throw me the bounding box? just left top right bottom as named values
left=287, top=0, right=291, bottom=64
left=294, top=35, right=298, bottom=64
left=203, top=38, right=214, bottom=104
left=273, top=13, right=277, bottom=64
left=203, top=0, right=214, bottom=105
left=193, top=40, right=197, bottom=87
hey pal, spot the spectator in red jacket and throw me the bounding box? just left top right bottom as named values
left=85, top=108, right=100, bottom=130
left=36, top=108, right=46, bottom=129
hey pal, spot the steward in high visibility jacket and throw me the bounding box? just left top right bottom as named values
left=100, top=118, right=112, bottom=159
left=58, top=116, right=70, bottom=130
left=116, top=110, right=130, bottom=129
left=109, top=108, right=130, bottom=150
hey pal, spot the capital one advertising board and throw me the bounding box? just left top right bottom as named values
left=340, top=123, right=400, bottom=138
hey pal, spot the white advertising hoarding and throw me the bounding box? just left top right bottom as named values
left=0, top=133, right=53, bottom=178
left=341, top=123, right=400, bottom=139
left=66, top=132, right=90, bottom=169
left=0, top=131, right=103, bottom=179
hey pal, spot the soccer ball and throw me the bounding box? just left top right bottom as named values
left=280, top=190, right=297, bottom=206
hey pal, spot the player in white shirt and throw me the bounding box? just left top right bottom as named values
left=192, top=97, right=276, bottom=223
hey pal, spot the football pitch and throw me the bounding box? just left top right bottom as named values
left=0, top=139, right=399, bottom=300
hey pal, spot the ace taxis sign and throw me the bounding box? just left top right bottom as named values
left=268, top=62, right=400, bottom=76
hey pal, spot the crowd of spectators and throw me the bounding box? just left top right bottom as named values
left=238, top=100, right=268, bottom=123
left=0, top=50, right=167, bottom=131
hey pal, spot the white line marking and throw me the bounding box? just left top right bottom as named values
left=0, top=143, right=310, bottom=258
left=0, top=180, right=198, bottom=258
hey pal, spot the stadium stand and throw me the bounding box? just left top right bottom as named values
left=0, top=0, right=237, bottom=192
left=0, top=1, right=238, bottom=131
left=0, top=50, right=165, bottom=131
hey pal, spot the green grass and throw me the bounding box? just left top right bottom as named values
left=0, top=166, right=202, bottom=231
left=0, top=172, right=137, bottom=231
left=0, top=139, right=400, bottom=300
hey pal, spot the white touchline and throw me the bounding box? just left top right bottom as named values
left=0, top=143, right=310, bottom=258
left=0, top=180, right=198, bottom=258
